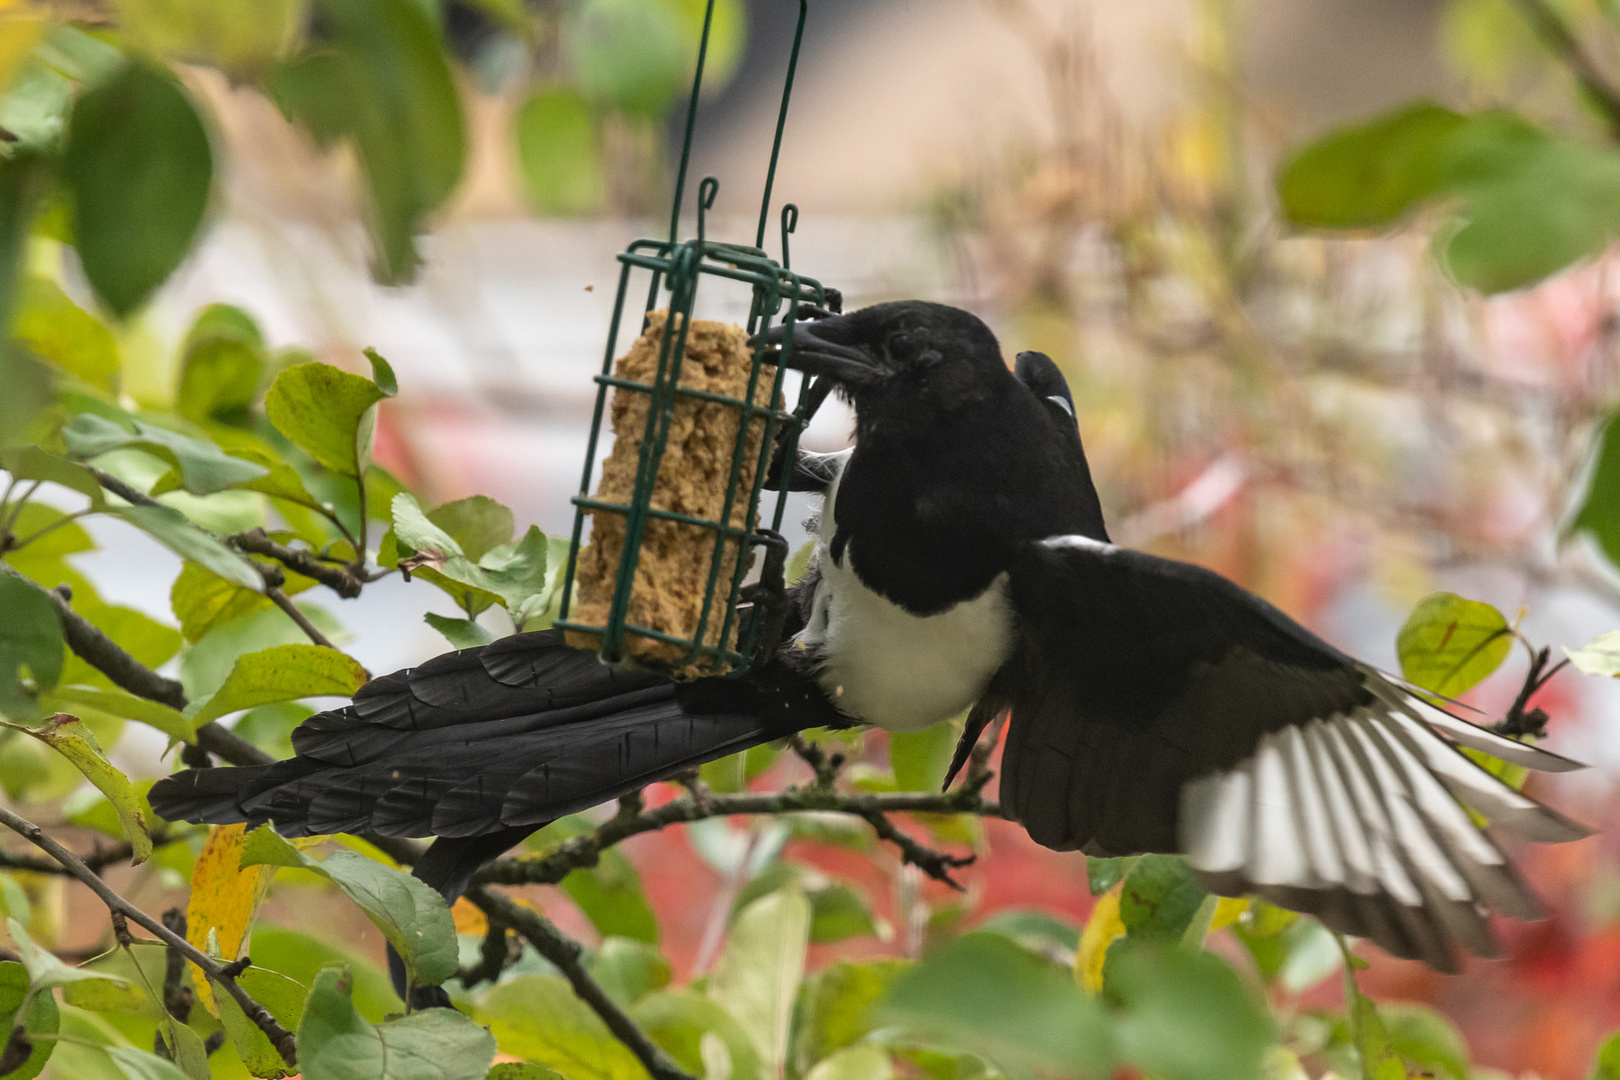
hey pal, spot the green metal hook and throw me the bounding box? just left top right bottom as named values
left=697, top=176, right=720, bottom=249
left=780, top=203, right=799, bottom=269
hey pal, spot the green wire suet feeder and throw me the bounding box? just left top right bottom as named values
left=554, top=0, right=833, bottom=679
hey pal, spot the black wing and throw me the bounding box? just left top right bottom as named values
left=992, top=534, right=1588, bottom=971
left=151, top=629, right=835, bottom=842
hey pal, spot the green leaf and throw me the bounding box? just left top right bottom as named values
left=807, top=882, right=880, bottom=944
left=1381, top=1002, right=1469, bottom=1080
left=1595, top=1029, right=1620, bottom=1079
left=1396, top=592, right=1512, bottom=697
left=423, top=613, right=493, bottom=650
left=1575, top=410, right=1620, bottom=573
left=299, top=966, right=495, bottom=1080
left=427, top=495, right=513, bottom=562
left=514, top=88, right=605, bottom=215
left=160, top=1011, right=211, bottom=1080
left=8, top=917, right=133, bottom=992
left=12, top=276, right=119, bottom=391
left=709, top=886, right=811, bottom=1074
left=1118, top=855, right=1205, bottom=940
left=104, top=1046, right=196, bottom=1080
left=188, top=644, right=368, bottom=726
left=263, top=361, right=389, bottom=478
left=48, top=686, right=194, bottom=742
left=62, top=60, right=213, bottom=317
left=973, top=908, right=1081, bottom=952
left=588, top=936, right=670, bottom=1007
left=267, top=0, right=465, bottom=283
left=170, top=560, right=272, bottom=643
left=0, top=60, right=71, bottom=155
left=241, top=829, right=458, bottom=989
left=889, top=718, right=957, bottom=793
left=177, top=305, right=266, bottom=426
left=215, top=966, right=307, bottom=1078
left=1278, top=102, right=1466, bottom=229
left=561, top=847, right=658, bottom=945
left=62, top=413, right=269, bottom=495
left=0, top=447, right=105, bottom=507
left=364, top=348, right=397, bottom=396
left=112, top=0, right=305, bottom=80
left=805, top=1046, right=892, bottom=1080
left=1566, top=630, right=1620, bottom=677
left=179, top=605, right=343, bottom=705
left=631, top=989, right=761, bottom=1080
left=59, top=974, right=150, bottom=1012
left=1102, top=938, right=1273, bottom=1080
left=12, top=714, right=151, bottom=862
left=0, top=960, right=58, bottom=1080
left=478, top=975, right=647, bottom=1080
left=1280, top=104, right=1620, bottom=292
left=486, top=1068, right=569, bottom=1080
left=246, top=924, right=401, bottom=1020
left=1086, top=855, right=1136, bottom=896
left=112, top=504, right=262, bottom=590
left=393, top=494, right=552, bottom=617
left=880, top=932, right=1113, bottom=1078
left=0, top=572, right=63, bottom=719
left=796, top=960, right=910, bottom=1076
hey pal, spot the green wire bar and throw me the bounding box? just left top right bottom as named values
left=555, top=0, right=831, bottom=677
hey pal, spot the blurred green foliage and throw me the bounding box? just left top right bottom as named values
left=1, top=1, right=1620, bottom=1078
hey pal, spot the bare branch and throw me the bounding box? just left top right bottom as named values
left=0, top=804, right=297, bottom=1068
left=476, top=787, right=997, bottom=889
left=858, top=810, right=976, bottom=890
left=232, top=528, right=370, bottom=599
left=465, top=885, right=696, bottom=1080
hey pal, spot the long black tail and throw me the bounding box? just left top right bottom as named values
left=149, top=629, right=843, bottom=1003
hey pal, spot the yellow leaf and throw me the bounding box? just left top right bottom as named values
left=185, top=823, right=275, bottom=1014
left=1074, top=883, right=1126, bottom=993
left=0, top=18, right=42, bottom=97
left=1210, top=895, right=1251, bottom=932
left=452, top=896, right=487, bottom=936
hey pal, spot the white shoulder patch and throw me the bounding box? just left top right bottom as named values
left=1038, top=534, right=1115, bottom=554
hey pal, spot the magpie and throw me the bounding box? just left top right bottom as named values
left=150, top=300, right=1590, bottom=979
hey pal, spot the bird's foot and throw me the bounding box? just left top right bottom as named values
left=741, top=528, right=791, bottom=668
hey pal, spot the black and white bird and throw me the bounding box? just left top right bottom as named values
left=150, top=300, right=1590, bottom=976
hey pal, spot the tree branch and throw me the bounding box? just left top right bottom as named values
left=1510, top=0, right=1620, bottom=139
left=475, top=787, right=997, bottom=888
left=0, top=827, right=198, bottom=877
left=465, top=885, right=696, bottom=1080
left=0, top=804, right=297, bottom=1068
left=232, top=528, right=370, bottom=599
left=7, top=568, right=278, bottom=769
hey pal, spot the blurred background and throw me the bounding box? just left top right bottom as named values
left=22, top=0, right=1620, bottom=1074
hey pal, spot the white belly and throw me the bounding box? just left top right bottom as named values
left=794, top=467, right=1015, bottom=731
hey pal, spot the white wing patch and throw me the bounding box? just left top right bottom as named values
left=1180, top=670, right=1588, bottom=971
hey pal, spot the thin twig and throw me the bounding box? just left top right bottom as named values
left=475, top=787, right=996, bottom=888
left=0, top=804, right=297, bottom=1068
left=465, top=885, right=696, bottom=1080
left=1510, top=0, right=1620, bottom=139
left=858, top=810, right=976, bottom=890
left=232, top=528, right=369, bottom=599
left=86, top=469, right=165, bottom=510
left=0, top=827, right=196, bottom=877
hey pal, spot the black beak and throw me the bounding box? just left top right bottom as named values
left=756, top=317, right=882, bottom=387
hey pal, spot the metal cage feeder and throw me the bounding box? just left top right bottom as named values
left=553, top=0, right=832, bottom=679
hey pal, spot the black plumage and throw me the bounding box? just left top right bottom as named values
left=151, top=299, right=1590, bottom=978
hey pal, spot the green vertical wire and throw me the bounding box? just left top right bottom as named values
left=670, top=0, right=719, bottom=245
left=606, top=245, right=702, bottom=660
left=754, top=0, right=810, bottom=250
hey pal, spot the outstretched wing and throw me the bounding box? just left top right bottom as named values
left=996, top=534, right=1588, bottom=971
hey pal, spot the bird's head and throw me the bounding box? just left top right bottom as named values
left=763, top=301, right=1010, bottom=419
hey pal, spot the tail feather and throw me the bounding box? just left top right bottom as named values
left=150, top=629, right=834, bottom=843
